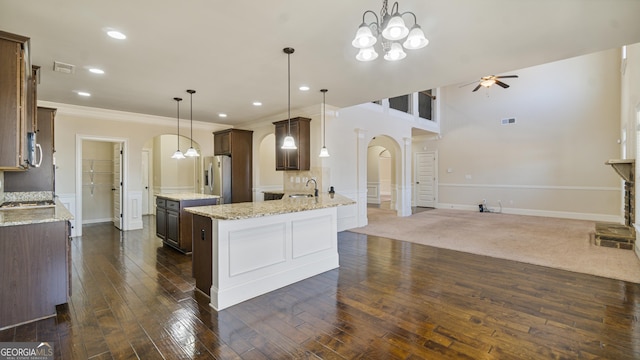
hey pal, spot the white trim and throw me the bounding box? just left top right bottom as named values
left=76, top=134, right=129, bottom=236
left=437, top=202, right=622, bottom=223
left=56, top=193, right=77, bottom=237
left=39, top=100, right=220, bottom=131
left=439, top=183, right=619, bottom=191
left=82, top=218, right=113, bottom=225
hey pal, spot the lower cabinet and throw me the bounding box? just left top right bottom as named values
left=192, top=214, right=212, bottom=296
left=0, top=220, right=70, bottom=329
left=156, top=196, right=218, bottom=253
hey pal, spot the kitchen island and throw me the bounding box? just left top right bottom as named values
left=155, top=193, right=219, bottom=253
left=0, top=198, right=73, bottom=329
left=185, top=193, right=355, bottom=311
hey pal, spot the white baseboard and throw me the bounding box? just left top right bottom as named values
left=83, top=218, right=112, bottom=225
left=436, top=203, right=623, bottom=223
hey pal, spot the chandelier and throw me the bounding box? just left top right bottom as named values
left=351, top=0, right=429, bottom=62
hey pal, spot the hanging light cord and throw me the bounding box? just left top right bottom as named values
left=322, top=90, right=326, bottom=147
left=287, top=50, right=292, bottom=136
left=189, top=92, right=193, bottom=147
left=174, top=97, right=181, bottom=147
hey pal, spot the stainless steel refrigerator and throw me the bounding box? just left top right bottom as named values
left=203, top=155, right=231, bottom=204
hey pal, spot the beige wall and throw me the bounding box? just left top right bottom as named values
left=49, top=106, right=222, bottom=197
left=415, top=48, right=622, bottom=218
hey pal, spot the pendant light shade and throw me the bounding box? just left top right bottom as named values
left=319, top=89, right=330, bottom=158
left=281, top=47, right=297, bottom=150
left=171, top=97, right=185, bottom=159
left=184, top=89, right=199, bottom=157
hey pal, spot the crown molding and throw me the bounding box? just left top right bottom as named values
left=37, top=101, right=224, bottom=131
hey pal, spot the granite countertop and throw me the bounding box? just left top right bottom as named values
left=156, top=193, right=220, bottom=201
left=0, top=198, right=74, bottom=227
left=185, top=193, right=355, bottom=220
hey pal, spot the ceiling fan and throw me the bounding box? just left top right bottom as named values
left=462, top=75, right=519, bottom=92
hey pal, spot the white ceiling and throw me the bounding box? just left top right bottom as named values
left=2, top=0, right=639, bottom=126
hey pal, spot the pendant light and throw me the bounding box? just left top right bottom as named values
left=184, top=89, right=199, bottom=157
left=281, top=47, right=297, bottom=150
left=171, top=97, right=185, bottom=159
left=319, top=89, right=330, bottom=157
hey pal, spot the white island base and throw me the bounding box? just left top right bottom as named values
left=203, top=206, right=338, bottom=311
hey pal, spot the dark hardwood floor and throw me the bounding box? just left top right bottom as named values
left=1, top=216, right=639, bottom=359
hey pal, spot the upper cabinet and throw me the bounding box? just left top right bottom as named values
left=0, top=31, right=36, bottom=170
left=213, top=129, right=253, bottom=203
left=273, top=117, right=311, bottom=171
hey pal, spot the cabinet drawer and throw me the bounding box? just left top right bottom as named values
left=156, top=197, right=166, bottom=207
left=166, top=200, right=180, bottom=211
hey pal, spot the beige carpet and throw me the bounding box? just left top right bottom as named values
left=350, top=207, right=640, bottom=283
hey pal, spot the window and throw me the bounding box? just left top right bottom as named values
left=418, top=90, right=434, bottom=120
left=389, top=94, right=410, bottom=113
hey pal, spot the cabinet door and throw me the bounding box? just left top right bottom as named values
left=192, top=214, right=212, bottom=296
left=214, top=131, right=231, bottom=155
left=166, top=211, right=179, bottom=246
left=285, top=121, right=300, bottom=170
left=275, top=123, right=288, bottom=170
left=156, top=206, right=167, bottom=240
left=0, top=37, right=26, bottom=170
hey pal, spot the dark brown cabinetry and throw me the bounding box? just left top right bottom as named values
left=263, top=192, right=284, bottom=201
left=5, top=107, right=56, bottom=192
left=213, top=129, right=253, bottom=203
left=192, top=214, right=212, bottom=296
left=0, top=220, right=70, bottom=329
left=0, top=31, right=36, bottom=170
left=273, top=117, right=311, bottom=171
left=156, top=196, right=218, bottom=253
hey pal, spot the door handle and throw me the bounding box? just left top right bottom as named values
left=34, top=144, right=43, bottom=167
left=201, top=229, right=205, bottom=240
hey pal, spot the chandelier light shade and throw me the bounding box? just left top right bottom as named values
left=282, top=47, right=297, bottom=150
left=319, top=89, right=330, bottom=158
left=352, top=0, right=429, bottom=62
left=184, top=89, right=199, bottom=157
left=171, top=97, right=185, bottom=159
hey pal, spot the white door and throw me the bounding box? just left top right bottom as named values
left=141, top=150, right=150, bottom=215
left=415, top=151, right=436, bottom=207
left=112, top=143, right=123, bottom=229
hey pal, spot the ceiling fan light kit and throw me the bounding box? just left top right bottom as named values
left=352, top=0, right=429, bottom=62
left=464, top=75, right=519, bottom=92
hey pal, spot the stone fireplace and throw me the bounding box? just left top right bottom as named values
left=594, top=159, right=635, bottom=250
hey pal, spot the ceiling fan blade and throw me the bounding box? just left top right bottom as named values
left=495, top=80, right=510, bottom=88
left=459, top=81, right=478, bottom=88
left=472, top=84, right=482, bottom=92
left=496, top=75, right=518, bottom=79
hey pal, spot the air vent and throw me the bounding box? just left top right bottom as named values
left=501, top=118, right=516, bottom=125
left=53, top=61, right=75, bottom=74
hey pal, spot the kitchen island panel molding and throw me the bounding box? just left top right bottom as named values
left=227, top=222, right=286, bottom=277
left=201, top=206, right=339, bottom=311
left=291, top=214, right=334, bottom=258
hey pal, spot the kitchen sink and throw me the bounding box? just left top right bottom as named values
left=288, top=193, right=314, bottom=198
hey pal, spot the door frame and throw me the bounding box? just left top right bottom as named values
left=414, top=150, right=437, bottom=207
left=75, top=134, right=128, bottom=236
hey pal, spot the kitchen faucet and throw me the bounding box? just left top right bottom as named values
left=306, top=178, right=318, bottom=197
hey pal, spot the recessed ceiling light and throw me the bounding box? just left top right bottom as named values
left=218, top=113, right=227, bottom=118
left=106, top=30, right=126, bottom=40
left=89, top=68, right=104, bottom=74
left=299, top=86, right=310, bottom=91
left=77, top=91, right=91, bottom=97
left=252, top=102, right=262, bottom=106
